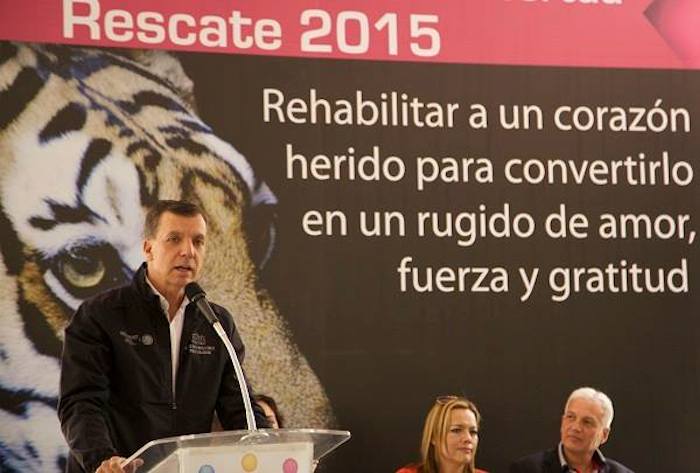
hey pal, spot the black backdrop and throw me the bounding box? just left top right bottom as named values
left=182, top=52, right=699, bottom=473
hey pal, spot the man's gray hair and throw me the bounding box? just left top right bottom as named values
left=565, top=387, right=614, bottom=429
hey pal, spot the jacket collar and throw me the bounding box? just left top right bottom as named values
left=133, top=262, right=159, bottom=303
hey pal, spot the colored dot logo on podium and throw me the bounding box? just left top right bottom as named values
left=241, top=453, right=258, bottom=472
left=282, top=458, right=298, bottom=473
left=198, top=465, right=215, bottom=473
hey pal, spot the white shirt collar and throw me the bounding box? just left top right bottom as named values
left=145, top=275, right=189, bottom=319
left=557, top=442, right=606, bottom=472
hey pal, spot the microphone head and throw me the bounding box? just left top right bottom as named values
left=185, top=282, right=206, bottom=301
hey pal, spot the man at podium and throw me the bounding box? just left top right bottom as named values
left=58, top=200, right=268, bottom=473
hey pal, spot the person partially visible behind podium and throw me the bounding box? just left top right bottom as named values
left=255, top=393, right=285, bottom=429
left=396, top=396, right=489, bottom=473
left=57, top=200, right=268, bottom=473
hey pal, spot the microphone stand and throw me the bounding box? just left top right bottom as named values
left=185, top=282, right=261, bottom=433
left=210, top=321, right=258, bottom=431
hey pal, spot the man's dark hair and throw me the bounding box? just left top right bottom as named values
left=143, top=200, right=206, bottom=238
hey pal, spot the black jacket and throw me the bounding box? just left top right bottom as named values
left=509, top=447, right=635, bottom=473
left=58, top=264, right=267, bottom=473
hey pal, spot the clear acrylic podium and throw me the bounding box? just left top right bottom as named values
left=121, top=429, right=351, bottom=473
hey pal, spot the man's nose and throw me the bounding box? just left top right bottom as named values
left=180, top=239, right=195, bottom=256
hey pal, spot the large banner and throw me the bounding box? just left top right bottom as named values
left=0, top=1, right=698, bottom=472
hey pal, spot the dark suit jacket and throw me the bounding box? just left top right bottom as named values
left=509, top=447, right=634, bottom=473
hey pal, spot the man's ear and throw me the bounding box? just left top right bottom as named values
left=600, top=427, right=610, bottom=446
left=143, top=239, right=153, bottom=260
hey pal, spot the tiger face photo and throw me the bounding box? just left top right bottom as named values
left=0, top=42, right=333, bottom=472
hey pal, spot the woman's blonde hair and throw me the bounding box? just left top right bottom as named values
left=419, top=396, right=481, bottom=473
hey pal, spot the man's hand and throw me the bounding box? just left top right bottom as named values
left=96, top=456, right=126, bottom=473
left=95, top=456, right=143, bottom=473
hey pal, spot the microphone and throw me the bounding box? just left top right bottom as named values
left=185, top=282, right=219, bottom=326
left=184, top=282, right=258, bottom=431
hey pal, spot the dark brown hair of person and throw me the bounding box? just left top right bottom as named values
left=254, top=393, right=284, bottom=428
left=143, top=200, right=206, bottom=239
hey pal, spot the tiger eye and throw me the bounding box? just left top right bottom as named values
left=60, top=255, right=106, bottom=289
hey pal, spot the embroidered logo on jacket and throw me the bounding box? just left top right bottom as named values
left=120, top=331, right=140, bottom=346
left=120, top=331, right=154, bottom=346
left=187, top=332, right=215, bottom=355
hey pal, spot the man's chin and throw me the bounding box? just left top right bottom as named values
left=562, top=440, right=587, bottom=454
left=169, top=273, right=196, bottom=287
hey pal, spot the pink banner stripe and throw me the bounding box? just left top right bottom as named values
left=0, top=0, right=690, bottom=69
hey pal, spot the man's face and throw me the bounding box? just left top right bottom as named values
left=560, top=397, right=610, bottom=458
left=143, top=211, right=207, bottom=295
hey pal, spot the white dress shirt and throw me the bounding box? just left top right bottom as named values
left=145, top=276, right=188, bottom=396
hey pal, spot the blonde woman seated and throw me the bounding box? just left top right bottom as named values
left=396, top=396, right=488, bottom=473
